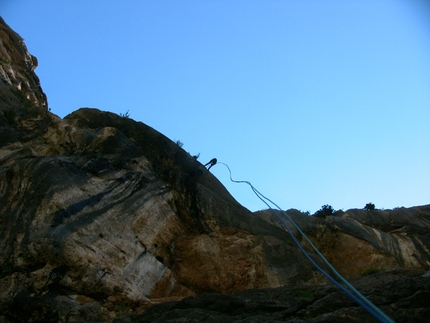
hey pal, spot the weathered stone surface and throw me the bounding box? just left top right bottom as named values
left=256, top=207, right=430, bottom=278
left=114, top=269, right=430, bottom=323
left=0, top=19, right=321, bottom=322
left=0, top=17, right=429, bottom=322
left=0, top=103, right=322, bottom=320
left=170, top=228, right=318, bottom=294
left=0, top=17, right=47, bottom=110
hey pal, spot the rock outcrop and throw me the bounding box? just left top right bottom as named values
left=114, top=269, right=430, bottom=323
left=0, top=17, right=429, bottom=322
left=0, top=17, right=47, bottom=110
left=256, top=206, right=430, bottom=279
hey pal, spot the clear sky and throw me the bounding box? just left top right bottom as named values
left=2, top=1, right=430, bottom=213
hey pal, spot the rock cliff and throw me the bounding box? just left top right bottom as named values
left=0, top=17, right=429, bottom=322
left=256, top=206, right=430, bottom=279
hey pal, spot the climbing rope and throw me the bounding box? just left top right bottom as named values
left=216, top=162, right=394, bottom=323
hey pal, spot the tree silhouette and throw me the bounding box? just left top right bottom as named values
left=364, top=203, right=376, bottom=211
left=314, top=204, right=335, bottom=218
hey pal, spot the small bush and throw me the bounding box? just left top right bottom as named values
left=314, top=204, right=334, bottom=218
left=119, top=110, right=130, bottom=118
left=192, top=153, right=200, bottom=160
left=364, top=203, right=376, bottom=211
left=175, top=139, right=184, bottom=148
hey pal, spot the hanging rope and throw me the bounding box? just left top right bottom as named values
left=216, top=162, right=394, bottom=323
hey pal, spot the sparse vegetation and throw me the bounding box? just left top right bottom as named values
left=175, top=139, right=184, bottom=148
left=119, top=110, right=130, bottom=118
left=364, top=203, right=376, bottom=211
left=314, top=204, right=335, bottom=218
left=192, top=153, right=200, bottom=160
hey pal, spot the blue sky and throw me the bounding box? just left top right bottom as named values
left=2, top=1, right=430, bottom=213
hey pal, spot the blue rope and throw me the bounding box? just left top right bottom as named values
left=217, top=162, right=394, bottom=323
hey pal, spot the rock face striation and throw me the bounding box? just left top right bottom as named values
left=256, top=206, right=430, bottom=279
left=0, top=18, right=429, bottom=322
left=114, top=268, right=430, bottom=323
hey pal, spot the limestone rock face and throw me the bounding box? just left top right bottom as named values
left=256, top=207, right=430, bottom=279
left=0, top=103, right=319, bottom=307
left=0, top=17, right=47, bottom=109
left=0, top=17, right=429, bottom=323
left=115, top=269, right=430, bottom=323
left=0, top=19, right=320, bottom=322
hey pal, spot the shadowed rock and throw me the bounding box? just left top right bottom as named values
left=0, top=17, right=429, bottom=323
